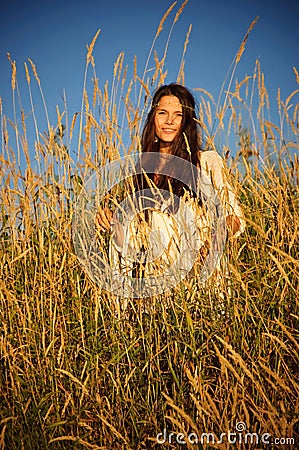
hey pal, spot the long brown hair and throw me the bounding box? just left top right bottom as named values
left=137, top=83, right=202, bottom=202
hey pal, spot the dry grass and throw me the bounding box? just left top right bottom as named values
left=0, top=3, right=299, bottom=449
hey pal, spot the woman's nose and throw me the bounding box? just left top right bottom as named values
left=165, top=115, right=174, bottom=124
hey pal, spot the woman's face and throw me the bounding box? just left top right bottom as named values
left=154, top=95, right=183, bottom=151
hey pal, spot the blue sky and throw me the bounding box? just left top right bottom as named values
left=1, top=0, right=298, bottom=159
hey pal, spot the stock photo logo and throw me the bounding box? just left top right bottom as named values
left=72, top=153, right=227, bottom=298
left=156, top=422, right=295, bottom=446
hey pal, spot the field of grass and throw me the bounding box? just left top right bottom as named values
left=1, top=4, right=299, bottom=449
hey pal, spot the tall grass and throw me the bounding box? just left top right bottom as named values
left=1, top=3, right=299, bottom=449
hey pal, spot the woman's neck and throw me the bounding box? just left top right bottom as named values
left=159, top=142, right=173, bottom=154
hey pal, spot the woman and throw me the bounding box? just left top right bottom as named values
left=96, top=83, right=245, bottom=297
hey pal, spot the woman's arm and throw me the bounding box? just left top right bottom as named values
left=200, top=150, right=245, bottom=237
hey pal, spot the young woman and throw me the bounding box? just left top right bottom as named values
left=96, top=83, right=245, bottom=297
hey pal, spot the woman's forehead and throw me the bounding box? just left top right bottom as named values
left=156, top=95, right=182, bottom=109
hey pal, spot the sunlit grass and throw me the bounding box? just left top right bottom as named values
left=1, top=3, right=299, bottom=449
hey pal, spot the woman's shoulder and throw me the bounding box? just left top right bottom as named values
left=198, top=149, right=224, bottom=170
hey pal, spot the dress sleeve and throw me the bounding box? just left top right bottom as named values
left=199, top=150, right=246, bottom=236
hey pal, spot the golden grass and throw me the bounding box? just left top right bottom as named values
left=0, top=3, right=298, bottom=449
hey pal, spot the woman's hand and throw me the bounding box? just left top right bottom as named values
left=226, top=215, right=241, bottom=236
left=95, top=207, right=124, bottom=248
left=96, top=207, right=113, bottom=232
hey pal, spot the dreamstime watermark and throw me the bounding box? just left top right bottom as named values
left=156, top=422, right=295, bottom=446
left=72, top=152, right=227, bottom=298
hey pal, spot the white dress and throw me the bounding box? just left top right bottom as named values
left=108, top=150, right=245, bottom=298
